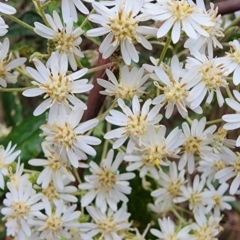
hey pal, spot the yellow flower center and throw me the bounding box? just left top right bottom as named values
left=199, top=60, right=227, bottom=90
left=39, top=74, right=71, bottom=104
left=167, top=179, right=183, bottom=197
left=167, top=0, right=194, bottom=21
left=189, top=191, right=202, bottom=207
left=183, top=136, right=202, bottom=155
left=42, top=182, right=59, bottom=200
left=52, top=31, right=80, bottom=53
left=226, top=42, right=240, bottom=64
left=97, top=168, right=116, bottom=192
left=109, top=9, right=139, bottom=44
left=126, top=113, right=148, bottom=138
left=213, top=160, right=226, bottom=172
left=41, top=215, right=63, bottom=233
left=142, top=144, right=168, bottom=167
left=233, top=155, right=240, bottom=175
left=12, top=200, right=30, bottom=219
left=116, top=83, right=138, bottom=99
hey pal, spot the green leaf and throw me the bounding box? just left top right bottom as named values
left=0, top=114, right=46, bottom=164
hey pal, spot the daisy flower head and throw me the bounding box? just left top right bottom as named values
left=150, top=217, right=191, bottom=240
left=143, top=0, right=214, bottom=44
left=191, top=212, right=223, bottom=240
left=152, top=55, right=203, bottom=119
left=40, top=179, right=78, bottom=204
left=81, top=204, right=131, bottom=240
left=0, top=38, right=27, bottom=88
left=205, top=182, right=235, bottom=216
left=40, top=105, right=101, bottom=168
left=124, top=125, right=184, bottom=179
left=222, top=90, right=240, bottom=146
left=87, top=0, right=157, bottom=65
left=23, top=53, right=92, bottom=120
left=198, top=152, right=228, bottom=182
left=61, top=0, right=94, bottom=22
left=34, top=11, right=84, bottom=70
left=186, top=50, right=228, bottom=108
left=7, top=157, right=30, bottom=190
left=79, top=149, right=135, bottom=213
left=97, top=66, right=149, bottom=100
left=30, top=199, right=81, bottom=240
left=105, top=95, right=162, bottom=149
left=184, top=3, right=224, bottom=58
left=174, top=175, right=212, bottom=217
left=215, top=148, right=240, bottom=195
left=1, top=182, right=44, bottom=240
left=179, top=117, right=216, bottom=174
left=0, top=141, right=21, bottom=190
left=217, top=40, right=240, bottom=85
left=28, top=143, right=75, bottom=190
left=151, top=162, right=186, bottom=209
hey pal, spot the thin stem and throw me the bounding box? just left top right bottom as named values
left=2, top=14, right=34, bottom=31
left=101, top=122, right=111, bottom=160
left=41, top=0, right=52, bottom=9
left=87, top=63, right=115, bottom=74
left=186, top=117, right=192, bottom=125
left=16, top=68, right=34, bottom=80
left=206, top=118, right=223, bottom=125
left=226, top=86, right=234, bottom=99
left=0, top=87, right=31, bottom=92
left=73, top=168, right=81, bottom=184
left=171, top=207, right=187, bottom=224
left=157, top=37, right=172, bottom=66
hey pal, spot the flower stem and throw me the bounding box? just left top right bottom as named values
left=226, top=86, right=234, bottom=99
left=73, top=168, right=81, bottom=184
left=157, top=37, right=171, bottom=66
left=186, top=117, right=192, bottom=125
left=2, top=14, right=34, bottom=31
left=206, top=118, right=223, bottom=125
left=0, top=87, right=31, bottom=92
left=87, top=62, right=115, bottom=74
left=171, top=207, right=187, bottom=224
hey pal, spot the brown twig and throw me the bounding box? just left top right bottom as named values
left=214, top=0, right=240, bottom=15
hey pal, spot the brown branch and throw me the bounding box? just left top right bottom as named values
left=214, top=0, right=240, bottom=15
left=81, top=54, right=111, bottom=122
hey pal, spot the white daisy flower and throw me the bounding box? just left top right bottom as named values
left=124, top=125, right=184, bottom=179
left=179, top=117, right=216, bottom=174
left=87, top=0, right=157, bottom=65
left=34, top=11, right=84, bottom=70
left=40, top=106, right=101, bottom=168
left=7, top=157, right=30, bottom=189
left=143, top=0, right=214, bottom=44
left=150, top=217, right=191, bottom=240
left=215, top=148, right=240, bottom=195
left=97, top=66, right=149, bottom=100
left=222, top=90, right=240, bottom=146
left=81, top=204, right=131, bottom=240
left=0, top=38, right=26, bottom=87
left=186, top=50, right=228, bottom=108
left=191, top=212, right=223, bottom=240
left=29, top=143, right=75, bottom=190
left=184, top=3, right=224, bottom=58
left=205, top=183, right=235, bottom=216
left=0, top=141, right=21, bottom=189
left=198, top=152, right=228, bottom=182
left=174, top=175, right=213, bottom=217
left=152, top=55, right=202, bottom=118
left=40, top=180, right=78, bottom=204
left=105, top=95, right=162, bottom=149
left=217, top=40, right=240, bottom=85
left=1, top=182, right=44, bottom=240
left=151, top=162, right=186, bottom=209
left=79, top=149, right=135, bottom=213
left=61, top=0, right=93, bottom=22
left=23, top=54, right=92, bottom=120
left=30, top=199, right=81, bottom=240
